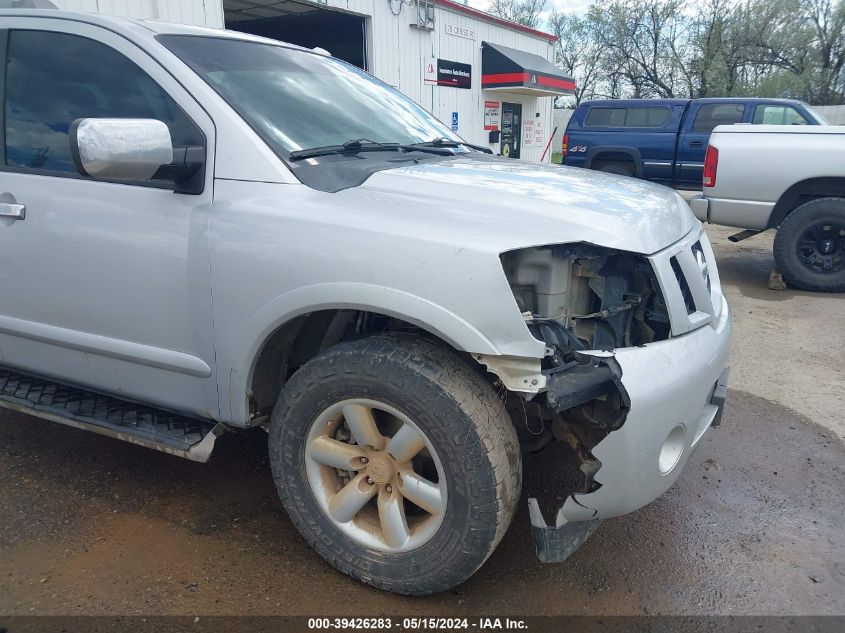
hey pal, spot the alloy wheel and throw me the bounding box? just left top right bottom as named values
left=303, top=398, right=447, bottom=553
left=797, top=221, right=845, bottom=274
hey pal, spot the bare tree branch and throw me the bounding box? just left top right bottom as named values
left=488, top=0, right=548, bottom=29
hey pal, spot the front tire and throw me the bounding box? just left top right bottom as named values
left=773, top=198, right=845, bottom=292
left=268, top=334, right=521, bottom=595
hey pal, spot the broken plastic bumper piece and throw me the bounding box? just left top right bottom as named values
left=528, top=296, right=732, bottom=561
left=528, top=498, right=602, bottom=563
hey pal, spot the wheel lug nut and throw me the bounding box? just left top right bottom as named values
left=366, top=477, right=374, bottom=485
left=360, top=457, right=368, bottom=464
left=385, top=484, right=392, bottom=493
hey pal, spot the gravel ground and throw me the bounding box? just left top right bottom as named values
left=0, top=221, right=843, bottom=617
left=704, top=224, right=845, bottom=440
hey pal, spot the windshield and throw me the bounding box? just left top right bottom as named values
left=158, top=35, right=463, bottom=158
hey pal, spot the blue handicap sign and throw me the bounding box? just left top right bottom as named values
left=451, top=111, right=459, bottom=132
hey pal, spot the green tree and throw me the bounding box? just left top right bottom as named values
left=588, top=0, right=694, bottom=98
left=801, top=0, right=845, bottom=104
left=542, top=0, right=845, bottom=105
left=548, top=11, right=604, bottom=105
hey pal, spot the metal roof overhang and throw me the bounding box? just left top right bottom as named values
left=481, top=41, right=576, bottom=97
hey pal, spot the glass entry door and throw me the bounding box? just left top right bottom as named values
left=500, top=102, right=521, bottom=158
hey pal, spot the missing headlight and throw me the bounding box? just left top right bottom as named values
left=500, top=243, right=671, bottom=352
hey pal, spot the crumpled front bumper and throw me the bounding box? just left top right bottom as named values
left=531, top=295, right=732, bottom=561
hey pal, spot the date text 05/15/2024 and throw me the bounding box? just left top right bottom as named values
left=307, top=617, right=528, bottom=630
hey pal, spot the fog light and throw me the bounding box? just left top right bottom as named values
left=659, top=425, right=686, bottom=474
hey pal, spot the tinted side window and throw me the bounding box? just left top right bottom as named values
left=585, top=106, right=669, bottom=128
left=692, top=104, right=745, bottom=133
left=753, top=105, right=810, bottom=125
left=624, top=107, right=670, bottom=127
left=4, top=30, right=202, bottom=174
left=585, top=108, right=626, bottom=127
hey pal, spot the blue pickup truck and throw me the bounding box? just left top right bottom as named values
left=560, top=98, right=828, bottom=188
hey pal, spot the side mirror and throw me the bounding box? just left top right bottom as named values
left=70, top=118, right=173, bottom=181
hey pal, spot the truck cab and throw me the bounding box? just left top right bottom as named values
left=561, top=98, right=826, bottom=188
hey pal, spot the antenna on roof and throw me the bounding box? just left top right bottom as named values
left=0, top=0, right=59, bottom=8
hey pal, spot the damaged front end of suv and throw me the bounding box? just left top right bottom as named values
left=478, top=231, right=731, bottom=563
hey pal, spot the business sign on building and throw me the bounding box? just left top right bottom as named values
left=424, top=57, right=472, bottom=89
left=521, top=117, right=546, bottom=147
left=534, top=119, right=545, bottom=146
left=445, top=23, right=477, bottom=40
left=523, top=118, right=535, bottom=147
left=484, top=101, right=500, bottom=130
left=424, top=58, right=437, bottom=84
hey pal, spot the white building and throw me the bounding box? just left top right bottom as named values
left=52, top=0, right=575, bottom=162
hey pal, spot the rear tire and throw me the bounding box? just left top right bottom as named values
left=268, top=333, right=522, bottom=595
left=596, top=162, right=634, bottom=177
left=773, top=198, right=845, bottom=292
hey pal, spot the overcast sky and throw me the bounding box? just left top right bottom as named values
left=467, top=0, right=596, bottom=19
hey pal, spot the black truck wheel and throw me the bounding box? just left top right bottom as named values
left=268, top=333, right=521, bottom=595
left=773, top=197, right=845, bottom=292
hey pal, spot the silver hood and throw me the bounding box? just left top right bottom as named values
left=342, top=155, right=697, bottom=255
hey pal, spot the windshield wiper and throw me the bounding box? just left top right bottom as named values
left=289, top=138, right=400, bottom=161
left=289, top=136, right=492, bottom=161
left=404, top=137, right=493, bottom=154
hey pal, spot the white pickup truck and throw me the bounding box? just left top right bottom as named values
left=690, top=125, right=845, bottom=292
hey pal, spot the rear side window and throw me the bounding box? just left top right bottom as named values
left=625, top=107, right=671, bottom=127
left=585, top=108, right=626, bottom=126
left=584, top=106, right=670, bottom=128
left=753, top=105, right=810, bottom=125
left=691, top=104, right=745, bottom=133
left=4, top=30, right=202, bottom=174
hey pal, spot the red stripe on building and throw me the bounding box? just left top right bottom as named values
left=537, top=76, right=577, bottom=90
left=481, top=72, right=529, bottom=84
left=482, top=73, right=576, bottom=92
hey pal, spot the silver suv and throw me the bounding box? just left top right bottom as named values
left=0, top=9, right=731, bottom=595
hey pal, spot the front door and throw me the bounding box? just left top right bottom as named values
left=0, top=21, right=218, bottom=418
left=676, top=101, right=747, bottom=186
left=500, top=102, right=522, bottom=159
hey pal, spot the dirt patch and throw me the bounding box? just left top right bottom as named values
left=705, top=225, right=845, bottom=440
left=1, top=391, right=842, bottom=616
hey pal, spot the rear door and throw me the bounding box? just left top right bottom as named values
left=676, top=102, right=747, bottom=187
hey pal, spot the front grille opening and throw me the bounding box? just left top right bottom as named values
left=671, top=256, right=696, bottom=314
left=691, top=241, right=712, bottom=293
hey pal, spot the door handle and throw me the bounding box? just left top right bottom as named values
left=689, top=141, right=703, bottom=148
left=0, top=202, right=26, bottom=220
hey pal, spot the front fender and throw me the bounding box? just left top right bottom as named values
left=225, top=282, right=511, bottom=423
